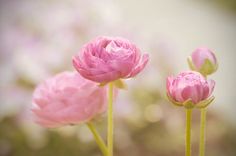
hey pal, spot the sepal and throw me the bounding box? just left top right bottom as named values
left=199, top=59, right=218, bottom=76
left=113, top=79, right=127, bottom=89
left=98, top=82, right=108, bottom=87
left=187, top=56, right=196, bottom=71
left=167, top=93, right=214, bottom=109
left=195, top=96, right=214, bottom=109
left=98, top=79, right=127, bottom=89
left=167, top=93, right=183, bottom=107
left=183, top=99, right=195, bottom=109
left=188, top=56, right=218, bottom=76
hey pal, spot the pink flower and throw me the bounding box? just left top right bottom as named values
left=166, top=71, right=215, bottom=109
left=31, top=71, right=107, bottom=128
left=72, top=36, right=149, bottom=83
left=188, top=47, right=218, bottom=75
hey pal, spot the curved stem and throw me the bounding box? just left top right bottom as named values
left=186, top=109, right=192, bottom=156
left=108, top=82, right=114, bottom=156
left=199, top=108, right=207, bottom=156
left=87, top=122, right=108, bottom=156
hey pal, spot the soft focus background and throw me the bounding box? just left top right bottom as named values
left=0, top=0, right=236, bottom=156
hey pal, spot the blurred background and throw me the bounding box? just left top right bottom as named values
left=0, top=0, right=236, bottom=156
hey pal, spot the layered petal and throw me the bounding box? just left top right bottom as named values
left=31, top=71, right=107, bottom=128
left=166, top=71, right=215, bottom=106
left=72, top=36, right=149, bottom=83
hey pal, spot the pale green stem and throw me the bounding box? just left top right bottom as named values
left=186, top=109, right=192, bottom=156
left=87, top=122, right=108, bottom=156
left=107, top=83, right=114, bottom=156
left=199, top=108, right=207, bottom=156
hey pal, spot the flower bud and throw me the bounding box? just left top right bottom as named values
left=187, top=47, right=218, bottom=76
left=166, top=71, right=215, bottom=109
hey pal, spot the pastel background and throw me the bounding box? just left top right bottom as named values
left=0, top=0, right=235, bottom=156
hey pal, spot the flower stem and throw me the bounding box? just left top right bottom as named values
left=108, top=82, right=114, bottom=156
left=186, top=109, right=192, bottom=156
left=87, top=122, right=108, bottom=156
left=199, top=108, right=207, bottom=156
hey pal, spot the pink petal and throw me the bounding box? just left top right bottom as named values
left=108, top=60, right=134, bottom=77
left=127, top=54, right=149, bottom=78
left=81, top=70, right=121, bottom=83
left=173, top=87, right=185, bottom=103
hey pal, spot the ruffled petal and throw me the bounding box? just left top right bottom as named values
left=126, top=54, right=149, bottom=78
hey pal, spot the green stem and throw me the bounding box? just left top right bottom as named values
left=199, top=108, right=207, bottom=156
left=186, top=109, right=192, bottom=156
left=87, top=122, right=108, bottom=156
left=108, top=83, right=114, bottom=156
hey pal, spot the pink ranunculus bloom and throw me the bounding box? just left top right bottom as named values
left=72, top=36, right=149, bottom=83
left=31, top=71, right=107, bottom=128
left=188, top=47, right=218, bottom=76
left=166, top=71, right=215, bottom=109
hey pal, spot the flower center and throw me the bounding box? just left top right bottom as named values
left=105, top=41, right=122, bottom=53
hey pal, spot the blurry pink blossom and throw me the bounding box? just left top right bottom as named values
left=166, top=71, right=215, bottom=109
left=188, top=47, right=218, bottom=76
left=72, top=36, right=149, bottom=83
left=31, top=71, right=107, bottom=128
